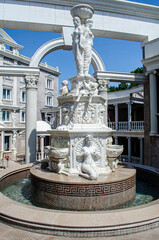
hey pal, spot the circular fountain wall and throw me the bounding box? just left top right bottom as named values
left=30, top=164, right=136, bottom=210
left=0, top=164, right=159, bottom=237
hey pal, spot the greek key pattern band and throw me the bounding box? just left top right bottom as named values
left=31, top=174, right=136, bottom=197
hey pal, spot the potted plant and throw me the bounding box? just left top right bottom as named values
left=5, top=155, right=10, bottom=167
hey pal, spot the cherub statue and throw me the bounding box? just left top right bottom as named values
left=60, top=80, right=69, bottom=96
left=76, top=80, right=98, bottom=103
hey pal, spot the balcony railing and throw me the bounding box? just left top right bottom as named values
left=36, top=152, right=47, bottom=161
left=118, top=122, right=128, bottom=131
left=108, top=122, right=116, bottom=130
left=130, top=121, right=144, bottom=131
left=119, top=155, right=142, bottom=164
left=108, top=121, right=144, bottom=131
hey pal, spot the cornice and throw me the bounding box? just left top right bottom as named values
left=0, top=37, right=23, bottom=50
left=18, top=0, right=159, bottom=20
left=0, top=50, right=60, bottom=75
left=142, top=55, right=159, bottom=72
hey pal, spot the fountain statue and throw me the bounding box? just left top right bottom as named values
left=31, top=4, right=136, bottom=211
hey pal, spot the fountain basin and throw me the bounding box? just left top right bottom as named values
left=71, top=4, right=94, bottom=20
left=0, top=164, right=159, bottom=237
left=45, top=146, right=69, bottom=159
left=106, top=145, right=123, bottom=158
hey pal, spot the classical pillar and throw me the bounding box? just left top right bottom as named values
left=0, top=56, right=3, bottom=104
left=140, top=137, right=143, bottom=164
left=25, top=74, right=39, bottom=163
left=40, top=135, right=45, bottom=160
left=0, top=109, right=2, bottom=123
left=12, top=130, right=17, bottom=161
left=128, top=102, right=132, bottom=131
left=12, top=110, right=16, bottom=128
left=149, top=72, right=158, bottom=134
left=98, top=79, right=109, bottom=99
left=128, top=137, right=131, bottom=162
left=13, top=77, right=17, bottom=106
left=1, top=131, right=4, bottom=160
left=115, top=104, right=118, bottom=130
left=97, top=78, right=109, bottom=126
left=114, top=136, right=118, bottom=145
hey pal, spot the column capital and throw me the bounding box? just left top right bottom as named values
left=97, top=79, right=109, bottom=91
left=25, top=74, right=39, bottom=89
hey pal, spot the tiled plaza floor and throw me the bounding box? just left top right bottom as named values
left=0, top=222, right=159, bottom=240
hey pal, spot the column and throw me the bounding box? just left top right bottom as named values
left=97, top=79, right=109, bottom=126
left=13, top=77, right=17, bottom=106
left=1, top=131, right=4, bottom=160
left=12, top=110, right=16, bottom=128
left=140, top=138, right=143, bottom=164
left=25, top=74, right=39, bottom=163
left=114, top=136, right=118, bottom=145
left=128, top=137, right=131, bottom=162
left=128, top=102, right=132, bottom=131
left=40, top=135, right=45, bottom=160
left=115, top=104, right=118, bottom=130
left=98, top=79, right=109, bottom=99
left=12, top=130, right=17, bottom=161
left=149, top=72, right=158, bottom=134
left=0, top=56, right=4, bottom=104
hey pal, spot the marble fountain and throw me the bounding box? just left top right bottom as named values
left=30, top=4, right=135, bottom=211
left=0, top=4, right=159, bottom=238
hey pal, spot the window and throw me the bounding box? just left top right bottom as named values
left=4, top=136, right=10, bottom=151
left=21, top=91, right=26, bottom=103
left=2, top=111, right=10, bottom=121
left=46, top=96, right=52, bottom=106
left=3, top=89, right=11, bottom=100
left=21, top=111, right=25, bottom=122
left=47, top=79, right=52, bottom=89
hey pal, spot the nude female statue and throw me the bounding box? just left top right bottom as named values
left=83, top=19, right=94, bottom=76
left=72, top=17, right=94, bottom=76
left=72, top=16, right=84, bottom=76
left=77, top=135, right=100, bottom=180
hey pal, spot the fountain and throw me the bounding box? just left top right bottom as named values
left=30, top=4, right=136, bottom=211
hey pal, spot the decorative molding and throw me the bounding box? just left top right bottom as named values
left=31, top=174, right=136, bottom=197
left=25, top=74, right=39, bottom=89
left=94, top=71, right=146, bottom=83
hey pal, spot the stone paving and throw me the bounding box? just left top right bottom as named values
left=0, top=222, right=159, bottom=240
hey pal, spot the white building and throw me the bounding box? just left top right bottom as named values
left=108, top=85, right=144, bottom=164
left=0, top=29, right=60, bottom=162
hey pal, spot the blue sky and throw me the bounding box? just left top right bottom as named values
left=4, top=0, right=159, bottom=89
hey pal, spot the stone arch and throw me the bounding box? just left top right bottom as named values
left=30, top=37, right=106, bottom=72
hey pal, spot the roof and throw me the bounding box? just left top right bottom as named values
left=108, top=85, right=144, bottom=104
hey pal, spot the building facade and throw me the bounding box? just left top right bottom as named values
left=0, top=29, right=60, bottom=162
left=108, top=85, right=144, bottom=165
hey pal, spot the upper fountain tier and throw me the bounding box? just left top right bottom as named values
left=71, top=4, right=94, bottom=23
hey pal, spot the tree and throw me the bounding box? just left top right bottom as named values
left=108, top=67, right=143, bottom=92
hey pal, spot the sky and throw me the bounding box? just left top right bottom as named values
left=3, top=0, right=159, bottom=90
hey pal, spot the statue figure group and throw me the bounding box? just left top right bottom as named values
left=72, top=16, right=94, bottom=76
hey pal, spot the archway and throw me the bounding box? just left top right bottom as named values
left=30, top=37, right=106, bottom=72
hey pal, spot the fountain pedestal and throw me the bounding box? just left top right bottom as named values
left=31, top=164, right=136, bottom=210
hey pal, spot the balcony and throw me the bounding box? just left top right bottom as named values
left=119, top=155, right=142, bottom=164
left=108, top=121, right=144, bottom=131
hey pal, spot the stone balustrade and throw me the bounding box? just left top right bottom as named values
left=108, top=121, right=144, bottom=131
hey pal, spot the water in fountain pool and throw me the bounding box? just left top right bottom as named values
left=1, top=177, right=159, bottom=210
